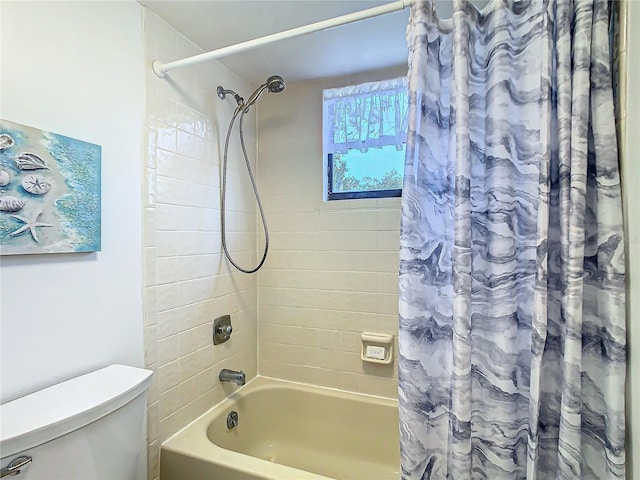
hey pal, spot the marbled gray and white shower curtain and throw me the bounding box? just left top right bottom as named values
left=398, top=0, right=626, bottom=478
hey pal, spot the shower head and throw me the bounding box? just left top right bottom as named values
left=244, top=75, right=286, bottom=111
left=218, top=75, right=285, bottom=113
left=266, top=75, right=285, bottom=94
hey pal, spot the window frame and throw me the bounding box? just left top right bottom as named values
left=326, top=153, right=402, bottom=201
left=323, top=76, right=407, bottom=201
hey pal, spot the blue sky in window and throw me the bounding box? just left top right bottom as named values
left=342, top=145, right=406, bottom=181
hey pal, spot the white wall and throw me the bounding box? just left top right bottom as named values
left=621, top=1, right=640, bottom=477
left=0, top=1, right=145, bottom=403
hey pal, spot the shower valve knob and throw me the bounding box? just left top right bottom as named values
left=218, top=325, right=232, bottom=335
left=213, top=315, right=233, bottom=345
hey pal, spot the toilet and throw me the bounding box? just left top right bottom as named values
left=0, top=364, right=152, bottom=479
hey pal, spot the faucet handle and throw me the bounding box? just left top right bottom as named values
left=217, top=325, right=232, bottom=335
left=213, top=315, right=233, bottom=345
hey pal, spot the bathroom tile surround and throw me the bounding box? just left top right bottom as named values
left=144, top=10, right=403, bottom=480
left=143, top=11, right=258, bottom=480
left=256, top=67, right=407, bottom=399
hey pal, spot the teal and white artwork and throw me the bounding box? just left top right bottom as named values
left=0, top=120, right=101, bottom=255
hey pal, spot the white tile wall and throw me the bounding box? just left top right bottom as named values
left=256, top=67, right=406, bottom=399
left=143, top=10, right=258, bottom=480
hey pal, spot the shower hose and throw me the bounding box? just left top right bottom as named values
left=220, top=105, right=269, bottom=274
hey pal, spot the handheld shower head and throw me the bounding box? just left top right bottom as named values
left=218, top=74, right=285, bottom=274
left=218, top=75, right=285, bottom=113
left=266, top=75, right=285, bottom=94
left=244, top=75, right=286, bottom=111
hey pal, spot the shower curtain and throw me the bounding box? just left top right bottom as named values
left=398, top=0, right=626, bottom=479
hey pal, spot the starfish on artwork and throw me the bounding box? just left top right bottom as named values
left=9, top=210, right=53, bottom=243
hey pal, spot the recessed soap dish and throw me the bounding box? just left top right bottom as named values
left=361, top=332, right=393, bottom=364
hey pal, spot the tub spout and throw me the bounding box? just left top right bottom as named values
left=219, top=368, right=246, bottom=386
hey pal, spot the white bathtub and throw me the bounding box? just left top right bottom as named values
left=161, top=376, right=400, bottom=480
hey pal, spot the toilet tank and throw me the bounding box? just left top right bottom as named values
left=0, top=364, right=152, bottom=479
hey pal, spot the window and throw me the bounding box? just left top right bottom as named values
left=323, top=77, right=408, bottom=200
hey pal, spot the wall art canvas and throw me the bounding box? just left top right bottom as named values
left=0, top=119, right=101, bottom=255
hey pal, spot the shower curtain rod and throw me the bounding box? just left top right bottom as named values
left=152, top=0, right=413, bottom=78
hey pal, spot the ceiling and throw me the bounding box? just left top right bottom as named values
left=140, top=1, right=490, bottom=87
left=140, top=1, right=413, bottom=86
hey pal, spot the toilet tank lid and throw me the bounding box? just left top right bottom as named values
left=0, top=364, right=153, bottom=457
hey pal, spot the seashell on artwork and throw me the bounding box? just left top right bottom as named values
left=0, top=196, right=25, bottom=212
left=0, top=134, right=15, bottom=150
left=15, top=152, right=49, bottom=170
left=0, top=170, right=10, bottom=187
left=22, top=174, right=52, bottom=195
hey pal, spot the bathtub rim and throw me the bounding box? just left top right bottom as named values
left=160, top=375, right=399, bottom=480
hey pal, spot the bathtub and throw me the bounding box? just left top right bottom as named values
left=160, top=376, right=400, bottom=480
